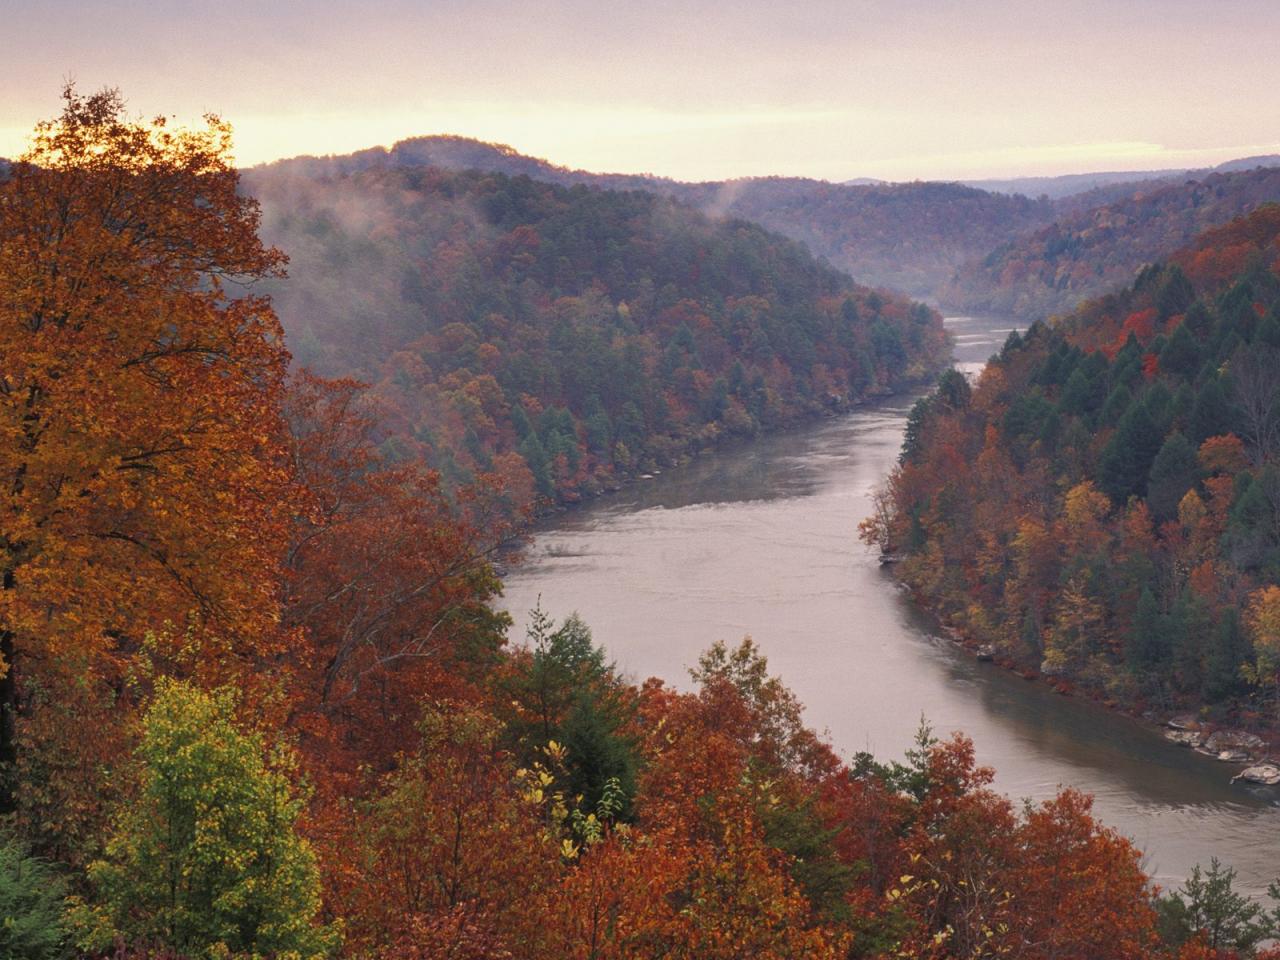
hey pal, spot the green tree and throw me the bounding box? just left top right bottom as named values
left=1126, top=587, right=1165, bottom=673
left=1155, top=858, right=1279, bottom=954
left=79, top=680, right=334, bottom=959
left=1159, top=323, right=1202, bottom=378
left=1147, top=432, right=1201, bottom=521
left=1205, top=608, right=1250, bottom=702
left=0, top=837, right=67, bottom=960
left=503, top=610, right=637, bottom=816
left=1098, top=401, right=1162, bottom=503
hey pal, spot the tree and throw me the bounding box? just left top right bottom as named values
left=1099, top=402, right=1162, bottom=503
left=78, top=679, right=333, bottom=959
left=0, top=87, right=293, bottom=812
left=1245, top=586, right=1280, bottom=718
left=499, top=610, right=637, bottom=816
left=1156, top=859, right=1279, bottom=955
left=1148, top=432, right=1201, bottom=521
left=282, top=373, right=511, bottom=775
left=1231, top=345, right=1280, bottom=464
left=1126, top=587, right=1165, bottom=673
left=0, top=836, right=67, bottom=960
left=337, top=700, right=550, bottom=954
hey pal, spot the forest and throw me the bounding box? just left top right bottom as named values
left=2, top=90, right=1280, bottom=960
left=245, top=160, right=949, bottom=506
left=942, top=167, right=1280, bottom=321
left=255, top=137, right=1280, bottom=317
left=252, top=136, right=1060, bottom=297
left=869, top=203, right=1280, bottom=726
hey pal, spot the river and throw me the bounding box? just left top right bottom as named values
left=499, top=315, right=1280, bottom=897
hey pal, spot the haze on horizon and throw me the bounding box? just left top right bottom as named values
left=4, top=0, right=1279, bottom=183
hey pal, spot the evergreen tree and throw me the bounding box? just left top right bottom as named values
left=1099, top=402, right=1162, bottom=502
left=0, top=837, right=67, bottom=960
left=1205, top=608, right=1250, bottom=702
left=1160, top=323, right=1202, bottom=378
left=1147, top=432, right=1201, bottom=521
left=1189, top=376, right=1234, bottom=443
left=1126, top=587, right=1165, bottom=673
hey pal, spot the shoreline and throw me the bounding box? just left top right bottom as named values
left=892, top=576, right=1280, bottom=789
left=496, top=367, right=944, bottom=560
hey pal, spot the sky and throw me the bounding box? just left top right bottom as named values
left=3, top=0, right=1279, bottom=182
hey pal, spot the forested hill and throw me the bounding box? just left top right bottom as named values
left=256, top=136, right=1058, bottom=296
left=678, top=177, right=1055, bottom=298
left=244, top=163, right=949, bottom=506
left=870, top=204, right=1280, bottom=717
left=941, top=166, right=1280, bottom=321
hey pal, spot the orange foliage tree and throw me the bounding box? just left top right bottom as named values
left=0, top=88, right=292, bottom=840
left=281, top=372, right=513, bottom=779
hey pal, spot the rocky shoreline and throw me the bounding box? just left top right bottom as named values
left=919, top=607, right=1280, bottom=789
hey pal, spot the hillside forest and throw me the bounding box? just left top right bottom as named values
left=868, top=204, right=1280, bottom=725
left=245, top=162, right=949, bottom=505
left=1, top=88, right=1280, bottom=960
left=252, top=136, right=1280, bottom=316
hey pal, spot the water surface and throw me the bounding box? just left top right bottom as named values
left=501, top=315, right=1280, bottom=896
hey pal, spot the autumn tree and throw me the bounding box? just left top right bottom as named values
left=335, top=699, right=551, bottom=954
left=0, top=87, right=292, bottom=817
left=76, top=679, right=333, bottom=959
left=281, top=373, right=511, bottom=776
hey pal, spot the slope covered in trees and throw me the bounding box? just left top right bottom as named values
left=870, top=205, right=1280, bottom=724
left=680, top=177, right=1055, bottom=297
left=6, top=87, right=1280, bottom=960
left=245, top=162, right=949, bottom=505
left=942, top=167, right=1280, bottom=320
left=255, top=136, right=1059, bottom=296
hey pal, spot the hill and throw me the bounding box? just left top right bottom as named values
left=244, top=163, right=949, bottom=506
left=257, top=136, right=1058, bottom=296
left=870, top=204, right=1280, bottom=718
left=941, top=167, right=1280, bottom=320
left=678, top=176, right=1055, bottom=297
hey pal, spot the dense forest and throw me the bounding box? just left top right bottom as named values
left=941, top=167, right=1280, bottom=321
left=256, top=138, right=1280, bottom=312
left=4, top=90, right=1280, bottom=960
left=255, top=137, right=1060, bottom=296
left=245, top=161, right=949, bottom=506
left=869, top=204, right=1280, bottom=728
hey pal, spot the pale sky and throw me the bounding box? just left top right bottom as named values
left=3, top=0, right=1279, bottom=182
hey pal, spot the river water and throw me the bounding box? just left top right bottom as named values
left=500, top=315, right=1280, bottom=897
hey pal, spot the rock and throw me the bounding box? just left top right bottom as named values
left=1166, top=714, right=1202, bottom=732
left=1040, top=659, right=1067, bottom=678
left=975, top=645, right=996, bottom=662
left=1217, top=750, right=1252, bottom=763
left=1231, top=763, right=1280, bottom=786
left=1203, top=730, right=1267, bottom=755
left=879, top=553, right=903, bottom=566
left=1164, top=730, right=1202, bottom=748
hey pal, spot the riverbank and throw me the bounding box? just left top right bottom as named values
left=500, top=314, right=1280, bottom=898
left=898, top=579, right=1280, bottom=789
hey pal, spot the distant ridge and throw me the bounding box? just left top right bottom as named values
left=253, top=137, right=1280, bottom=302
left=941, top=165, right=1280, bottom=319
left=962, top=154, right=1280, bottom=200
left=252, top=136, right=1056, bottom=295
